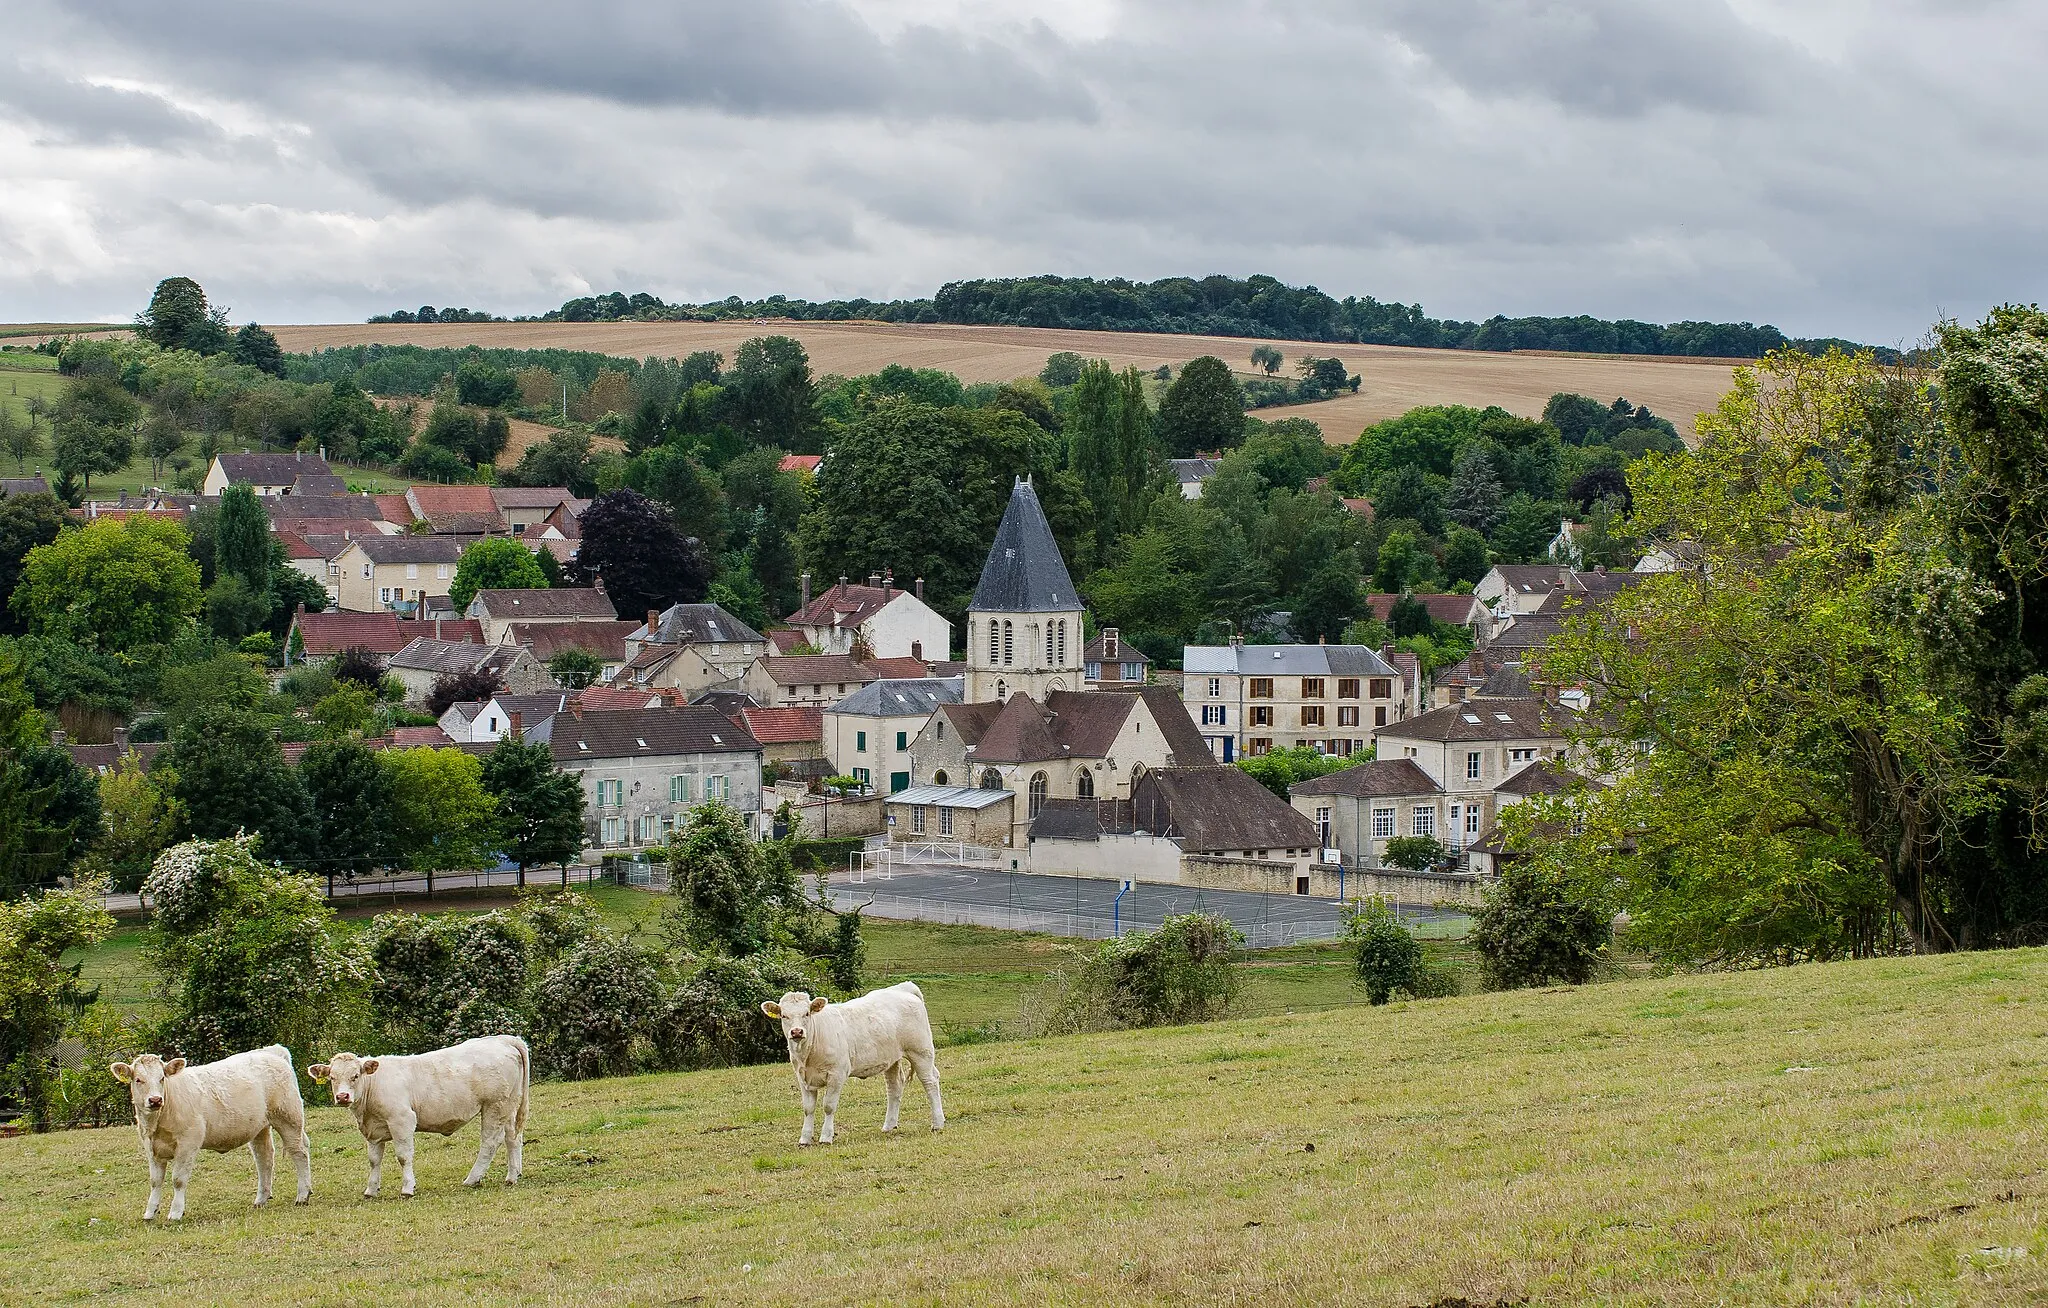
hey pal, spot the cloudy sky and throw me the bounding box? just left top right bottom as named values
left=3, top=1, right=2042, bottom=342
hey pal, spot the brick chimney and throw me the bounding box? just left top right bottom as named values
left=508, top=710, right=523, bottom=739
left=646, top=609, right=659, bottom=636
left=569, top=699, right=583, bottom=720
left=1103, top=627, right=1118, bottom=660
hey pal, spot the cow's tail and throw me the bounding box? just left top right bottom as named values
left=511, top=1035, right=532, bottom=1136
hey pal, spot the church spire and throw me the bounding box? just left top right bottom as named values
left=969, top=477, right=1078, bottom=614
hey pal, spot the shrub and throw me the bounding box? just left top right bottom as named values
left=1470, top=863, right=1611, bottom=990
left=331, top=646, right=385, bottom=690
left=1033, top=912, right=1243, bottom=1034
left=0, top=888, right=115, bottom=1131
left=665, top=805, right=801, bottom=957
left=1381, top=835, right=1446, bottom=871
left=142, top=838, right=363, bottom=1063
left=654, top=952, right=823, bottom=1071
left=1344, top=896, right=1423, bottom=1004
left=530, top=935, right=660, bottom=1079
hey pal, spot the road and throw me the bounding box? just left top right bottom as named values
left=823, top=862, right=1466, bottom=946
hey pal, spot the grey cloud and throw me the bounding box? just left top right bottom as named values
left=62, top=0, right=1097, bottom=124
left=0, top=60, right=223, bottom=148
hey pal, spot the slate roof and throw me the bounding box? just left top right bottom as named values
left=1289, top=759, right=1444, bottom=799
left=1128, top=767, right=1321, bottom=854
left=274, top=529, right=325, bottom=561
left=65, top=741, right=165, bottom=774
left=1379, top=697, right=1574, bottom=744
left=1487, top=616, right=1565, bottom=651
left=263, top=494, right=388, bottom=522
left=347, top=536, right=465, bottom=564
left=732, top=706, right=823, bottom=745
left=968, top=478, right=1079, bottom=614
left=2, top=477, right=52, bottom=497
left=290, top=609, right=412, bottom=657
left=1497, top=759, right=1604, bottom=797
left=689, top=689, right=759, bottom=713
left=1476, top=664, right=1534, bottom=698
left=293, top=474, right=350, bottom=496
left=1027, top=798, right=1131, bottom=841
left=471, top=588, right=616, bottom=621
left=634, top=602, right=765, bottom=646
left=1082, top=631, right=1150, bottom=665
left=492, top=487, right=576, bottom=510
left=215, top=452, right=332, bottom=485
left=1168, top=457, right=1219, bottom=485
left=506, top=620, right=637, bottom=662
left=389, top=637, right=527, bottom=676
left=1182, top=644, right=1399, bottom=677
left=548, top=706, right=760, bottom=762
left=830, top=677, right=963, bottom=718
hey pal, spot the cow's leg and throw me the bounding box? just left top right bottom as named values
left=465, top=1110, right=503, bottom=1187
left=364, top=1138, right=385, bottom=1197
left=250, top=1128, right=275, bottom=1206
left=282, top=1120, right=313, bottom=1204
left=506, top=1116, right=524, bottom=1184
left=797, top=1080, right=818, bottom=1147
left=392, top=1115, right=419, bottom=1197
left=882, top=1060, right=905, bottom=1132
left=909, top=1050, right=945, bottom=1132
left=818, top=1073, right=845, bottom=1145
left=167, top=1143, right=201, bottom=1221
left=143, top=1155, right=165, bottom=1221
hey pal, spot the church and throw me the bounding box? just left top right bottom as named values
left=905, top=477, right=1215, bottom=844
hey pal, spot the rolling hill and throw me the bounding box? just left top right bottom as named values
left=268, top=320, right=1741, bottom=443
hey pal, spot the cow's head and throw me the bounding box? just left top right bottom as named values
left=306, top=1052, right=380, bottom=1107
left=761, top=992, right=830, bottom=1047
left=110, top=1053, right=185, bottom=1116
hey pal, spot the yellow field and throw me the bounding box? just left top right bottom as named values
left=7, top=948, right=2047, bottom=1305
left=267, top=320, right=1740, bottom=443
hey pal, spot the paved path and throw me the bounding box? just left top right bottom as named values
left=825, top=863, right=1465, bottom=946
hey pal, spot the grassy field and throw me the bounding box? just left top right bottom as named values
left=264, top=319, right=1739, bottom=443
left=9, top=947, right=2048, bottom=1304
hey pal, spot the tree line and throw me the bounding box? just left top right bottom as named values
left=377, top=273, right=1889, bottom=360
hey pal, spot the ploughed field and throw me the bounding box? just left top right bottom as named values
left=263, top=320, right=1740, bottom=443
left=8, top=949, right=2048, bottom=1305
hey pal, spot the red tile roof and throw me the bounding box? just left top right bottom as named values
left=388, top=726, right=453, bottom=747
left=274, top=529, right=325, bottom=561
left=862, top=656, right=930, bottom=680
left=786, top=580, right=897, bottom=629
left=779, top=454, right=822, bottom=474
left=573, top=687, right=670, bottom=711
left=291, top=610, right=410, bottom=657
left=407, top=484, right=499, bottom=517
left=732, top=705, right=823, bottom=745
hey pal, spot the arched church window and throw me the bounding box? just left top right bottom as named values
left=988, top=620, right=999, bottom=664
left=980, top=768, right=1003, bottom=790
left=933, top=770, right=949, bottom=785
left=1002, top=621, right=1013, bottom=666
left=1028, top=771, right=1048, bottom=817
left=1077, top=767, right=1094, bottom=799
left=1056, top=619, right=1067, bottom=665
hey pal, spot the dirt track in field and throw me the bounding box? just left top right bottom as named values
left=269, top=320, right=1738, bottom=442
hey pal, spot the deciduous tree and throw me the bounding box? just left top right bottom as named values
left=11, top=515, right=202, bottom=651
left=480, top=736, right=585, bottom=885
left=449, top=536, right=547, bottom=609
left=1154, top=356, right=1245, bottom=457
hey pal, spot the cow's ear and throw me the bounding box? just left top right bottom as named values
left=361, top=1058, right=380, bottom=1075
left=308, top=1064, right=329, bottom=1084
left=760, top=1001, right=782, bottom=1019
left=808, top=996, right=829, bottom=1014
left=110, top=1062, right=133, bottom=1083
left=163, top=1058, right=186, bottom=1076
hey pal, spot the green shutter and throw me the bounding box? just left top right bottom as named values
left=896, top=731, right=907, bottom=750
left=857, top=730, right=867, bottom=751
left=890, top=771, right=910, bottom=794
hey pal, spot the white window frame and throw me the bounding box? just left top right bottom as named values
left=705, top=775, right=728, bottom=801
left=1466, top=751, right=1483, bottom=780
left=1371, top=806, right=1396, bottom=839
left=601, top=816, right=623, bottom=845
left=1412, top=807, right=1435, bottom=837
left=910, top=805, right=926, bottom=835
left=405, top=563, right=419, bottom=580
left=1207, top=677, right=1221, bottom=698
left=938, top=806, right=953, bottom=836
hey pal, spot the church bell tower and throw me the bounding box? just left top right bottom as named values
left=965, top=478, right=1084, bottom=703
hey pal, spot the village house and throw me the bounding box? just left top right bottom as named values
left=504, top=621, right=639, bottom=682
left=1082, top=628, right=1149, bottom=689
left=533, top=705, right=764, bottom=854
left=1362, top=592, right=1485, bottom=632
left=882, top=784, right=1015, bottom=847
left=284, top=608, right=421, bottom=668
left=201, top=452, right=335, bottom=497
left=464, top=587, right=617, bottom=644
left=1168, top=457, right=1220, bottom=499
left=1180, top=643, right=1408, bottom=762
left=404, top=483, right=504, bottom=535
left=785, top=572, right=951, bottom=661
left=740, top=653, right=928, bottom=709
left=730, top=705, right=827, bottom=775
left=824, top=677, right=963, bottom=793
left=439, top=692, right=574, bottom=744
left=1462, top=760, right=1608, bottom=875
left=333, top=536, right=465, bottom=613
left=612, top=602, right=768, bottom=698
left=1369, top=697, right=1580, bottom=854
left=491, top=487, right=577, bottom=532
left=385, top=636, right=549, bottom=704
left=1025, top=766, right=1328, bottom=895
left=1, top=475, right=51, bottom=497
left=1287, top=759, right=1447, bottom=871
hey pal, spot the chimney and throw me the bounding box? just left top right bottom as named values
left=647, top=609, right=659, bottom=636
left=508, top=710, right=523, bottom=739
left=114, top=726, right=129, bottom=750
left=800, top=573, right=811, bottom=610
left=882, top=567, right=893, bottom=596
left=569, top=700, right=583, bottom=720
left=1104, top=627, right=1118, bottom=659
left=1319, top=633, right=1327, bottom=645
left=914, top=576, right=924, bottom=601
left=867, top=571, right=881, bottom=589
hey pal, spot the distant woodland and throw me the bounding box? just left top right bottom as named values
left=371, top=273, right=1888, bottom=361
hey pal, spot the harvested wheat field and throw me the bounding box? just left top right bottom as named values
left=270, top=320, right=1740, bottom=443
left=8, top=950, right=2048, bottom=1305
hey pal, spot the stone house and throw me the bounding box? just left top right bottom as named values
left=491, top=487, right=576, bottom=533
left=201, top=452, right=334, bottom=497
left=1180, top=643, right=1407, bottom=762
left=824, top=678, right=963, bottom=793
left=1370, top=697, right=1579, bottom=854
left=883, top=785, right=1016, bottom=847
left=786, top=573, right=952, bottom=662
left=465, top=587, right=617, bottom=644
left=1082, top=627, right=1149, bottom=689
left=1288, top=759, right=1447, bottom=871
left=612, top=602, right=768, bottom=699
left=532, top=705, right=763, bottom=854
left=386, top=637, right=549, bottom=705
left=333, top=536, right=464, bottom=613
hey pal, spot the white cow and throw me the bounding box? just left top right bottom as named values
left=760, top=982, right=944, bottom=1146
left=308, top=1035, right=530, bottom=1198
left=108, top=1045, right=312, bottom=1222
